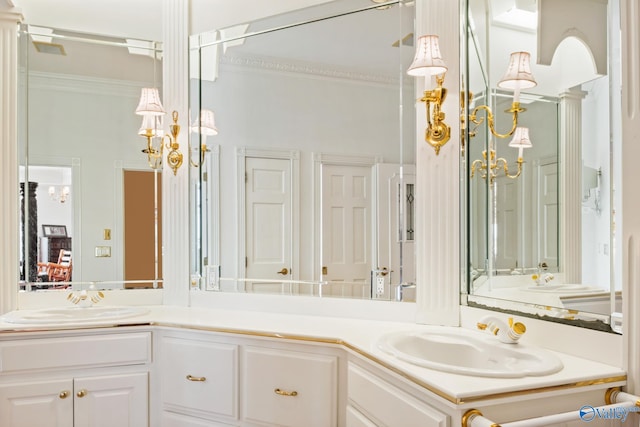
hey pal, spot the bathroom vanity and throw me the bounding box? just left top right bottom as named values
left=0, top=306, right=626, bottom=427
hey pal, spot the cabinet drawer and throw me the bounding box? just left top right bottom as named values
left=162, top=411, right=236, bottom=427
left=0, top=332, right=150, bottom=373
left=348, top=364, right=448, bottom=427
left=161, top=336, right=238, bottom=420
left=242, top=346, right=338, bottom=427
left=346, top=405, right=378, bottom=427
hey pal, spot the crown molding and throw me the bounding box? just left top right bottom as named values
left=221, top=53, right=400, bottom=87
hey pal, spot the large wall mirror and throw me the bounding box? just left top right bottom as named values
left=189, top=0, right=418, bottom=301
left=462, top=0, right=622, bottom=332
left=18, top=24, right=164, bottom=291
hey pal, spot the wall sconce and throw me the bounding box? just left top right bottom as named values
left=468, top=52, right=537, bottom=139
left=466, top=52, right=537, bottom=181
left=189, top=109, right=217, bottom=167
left=135, top=87, right=184, bottom=176
left=470, top=126, right=532, bottom=182
left=48, top=185, right=70, bottom=203
left=407, top=34, right=450, bottom=155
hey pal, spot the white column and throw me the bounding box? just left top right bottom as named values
left=414, top=0, right=460, bottom=325
left=621, top=0, right=640, bottom=395
left=558, top=88, right=587, bottom=284
left=162, top=0, right=190, bottom=306
left=0, top=2, right=22, bottom=315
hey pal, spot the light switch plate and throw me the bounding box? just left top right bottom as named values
left=95, top=246, right=111, bottom=257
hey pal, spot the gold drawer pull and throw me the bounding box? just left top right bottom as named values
left=76, top=389, right=87, bottom=398
left=186, top=375, right=207, bottom=382
left=274, top=388, right=298, bottom=397
left=59, top=390, right=70, bottom=399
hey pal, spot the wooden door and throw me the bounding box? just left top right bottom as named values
left=244, top=157, right=292, bottom=293
left=123, top=170, right=162, bottom=288
left=321, top=164, right=372, bottom=298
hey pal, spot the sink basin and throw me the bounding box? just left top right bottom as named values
left=524, top=284, right=603, bottom=293
left=377, top=328, right=563, bottom=378
left=0, top=306, right=149, bottom=324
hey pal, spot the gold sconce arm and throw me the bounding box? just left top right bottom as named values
left=189, top=143, right=211, bottom=168
left=420, top=74, right=451, bottom=155
left=495, top=156, right=524, bottom=180
left=470, top=150, right=524, bottom=183
left=469, top=102, right=525, bottom=140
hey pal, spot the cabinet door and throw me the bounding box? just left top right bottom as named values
left=74, top=372, right=148, bottom=427
left=242, top=346, right=338, bottom=427
left=161, top=336, right=237, bottom=420
left=0, top=379, right=73, bottom=427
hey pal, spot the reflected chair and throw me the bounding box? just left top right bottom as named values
left=47, top=249, right=73, bottom=283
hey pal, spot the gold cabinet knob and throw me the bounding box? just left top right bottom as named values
left=76, top=389, right=87, bottom=398
left=277, top=268, right=289, bottom=275
left=274, top=388, right=298, bottom=397
left=186, top=375, right=207, bottom=382
left=59, top=390, right=70, bottom=399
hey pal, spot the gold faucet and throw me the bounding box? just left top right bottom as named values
left=477, top=316, right=526, bottom=344
left=67, top=289, right=105, bottom=307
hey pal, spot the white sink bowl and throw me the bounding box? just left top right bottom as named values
left=377, top=328, right=563, bottom=378
left=524, top=284, right=604, bottom=293
left=0, top=306, right=149, bottom=324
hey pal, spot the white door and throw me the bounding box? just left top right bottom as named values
left=538, top=161, right=559, bottom=269
left=376, top=164, right=416, bottom=299
left=74, top=373, right=148, bottom=427
left=0, top=379, right=73, bottom=427
left=494, top=176, right=519, bottom=271
left=245, top=157, right=292, bottom=293
left=321, top=164, right=372, bottom=298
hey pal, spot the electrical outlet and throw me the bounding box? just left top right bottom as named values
left=376, top=277, right=385, bottom=295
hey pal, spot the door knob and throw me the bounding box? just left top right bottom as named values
left=76, top=389, right=87, bottom=398
left=379, top=267, right=389, bottom=276
left=277, top=268, right=289, bottom=275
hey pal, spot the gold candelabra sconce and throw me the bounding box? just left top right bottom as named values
left=407, top=35, right=451, bottom=155
left=135, top=88, right=184, bottom=176
left=465, top=52, right=537, bottom=181
left=189, top=109, right=217, bottom=168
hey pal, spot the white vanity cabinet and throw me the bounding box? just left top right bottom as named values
left=159, top=329, right=239, bottom=426
left=0, top=329, right=151, bottom=427
left=346, top=359, right=449, bottom=427
left=241, top=345, right=339, bottom=427
left=156, top=328, right=343, bottom=427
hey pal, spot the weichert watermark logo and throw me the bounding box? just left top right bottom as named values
left=579, top=405, right=640, bottom=422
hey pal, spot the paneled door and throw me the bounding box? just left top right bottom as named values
left=321, top=164, right=372, bottom=298
left=245, top=157, right=292, bottom=293
left=376, top=164, right=416, bottom=299
left=537, top=161, right=559, bottom=269
left=494, top=175, right=520, bottom=271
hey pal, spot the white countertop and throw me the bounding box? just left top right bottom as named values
left=0, top=305, right=626, bottom=404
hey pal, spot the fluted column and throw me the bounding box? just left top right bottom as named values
left=558, top=88, right=587, bottom=284
left=0, top=2, right=23, bottom=314
left=162, top=0, right=190, bottom=305
left=414, top=0, right=460, bottom=325
left=621, top=0, right=640, bottom=395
